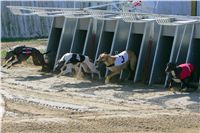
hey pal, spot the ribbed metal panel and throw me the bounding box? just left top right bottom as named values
left=46, top=17, right=200, bottom=88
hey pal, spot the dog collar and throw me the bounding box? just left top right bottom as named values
left=106, top=64, right=114, bottom=67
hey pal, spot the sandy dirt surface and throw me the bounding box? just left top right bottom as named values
left=1, top=41, right=200, bottom=133
left=1, top=65, right=200, bottom=133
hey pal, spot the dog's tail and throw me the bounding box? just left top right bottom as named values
left=43, top=51, right=51, bottom=55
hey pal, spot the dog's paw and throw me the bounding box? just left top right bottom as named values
left=105, top=80, right=109, bottom=84
left=105, top=78, right=110, bottom=84
left=57, top=75, right=61, bottom=78
left=179, top=88, right=195, bottom=92
left=169, top=87, right=176, bottom=92
left=7, top=66, right=11, bottom=69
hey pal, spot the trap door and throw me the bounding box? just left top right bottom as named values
left=187, top=38, right=200, bottom=83
left=147, top=22, right=162, bottom=85
left=54, top=18, right=78, bottom=70
left=120, top=22, right=144, bottom=81
left=82, top=19, right=103, bottom=61
left=70, top=18, right=90, bottom=54
left=94, top=20, right=116, bottom=77
left=105, top=20, right=131, bottom=80
left=134, top=21, right=154, bottom=83
left=46, top=17, right=63, bottom=69
left=176, top=24, right=195, bottom=64
left=163, top=25, right=186, bottom=86
left=149, top=25, right=176, bottom=85
left=82, top=19, right=94, bottom=58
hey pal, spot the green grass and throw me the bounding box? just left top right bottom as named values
left=0, top=50, right=7, bottom=58
left=1, top=38, right=48, bottom=48
left=1, top=37, right=47, bottom=42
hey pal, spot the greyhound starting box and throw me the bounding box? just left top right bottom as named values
left=7, top=5, right=200, bottom=87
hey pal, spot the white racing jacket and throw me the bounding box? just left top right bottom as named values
left=114, top=51, right=129, bottom=66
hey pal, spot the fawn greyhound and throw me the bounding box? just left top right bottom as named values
left=96, top=50, right=137, bottom=84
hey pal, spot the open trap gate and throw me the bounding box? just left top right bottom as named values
left=7, top=5, right=200, bottom=88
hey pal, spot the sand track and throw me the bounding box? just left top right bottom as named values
left=1, top=66, right=200, bottom=133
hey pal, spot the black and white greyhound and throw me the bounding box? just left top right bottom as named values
left=165, top=62, right=197, bottom=92
left=3, top=45, right=50, bottom=71
left=54, top=53, right=101, bottom=79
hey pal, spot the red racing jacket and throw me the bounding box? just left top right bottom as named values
left=178, top=63, right=194, bottom=80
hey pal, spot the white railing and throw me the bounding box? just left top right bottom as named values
left=7, top=6, right=200, bottom=25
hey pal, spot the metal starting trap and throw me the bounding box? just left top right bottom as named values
left=7, top=5, right=200, bottom=87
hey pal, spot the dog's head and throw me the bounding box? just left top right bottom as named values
left=4, top=50, right=15, bottom=61
left=96, top=53, right=109, bottom=64
left=54, top=60, right=65, bottom=74
left=165, top=62, right=177, bottom=73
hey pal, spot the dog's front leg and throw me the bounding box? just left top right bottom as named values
left=105, top=71, right=120, bottom=84
left=3, top=57, right=15, bottom=68
left=76, top=64, right=84, bottom=79
left=167, top=78, right=173, bottom=88
left=2, top=60, right=9, bottom=67
left=3, top=62, right=8, bottom=68
left=64, top=64, right=73, bottom=76
left=165, top=73, right=173, bottom=89
left=57, top=64, right=66, bottom=77
left=97, top=71, right=101, bottom=80
left=7, top=60, right=21, bottom=69
left=57, top=71, right=63, bottom=77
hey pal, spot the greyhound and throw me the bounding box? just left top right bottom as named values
left=3, top=45, right=50, bottom=71
left=96, top=50, right=137, bottom=84
left=165, top=62, right=198, bottom=92
left=54, top=53, right=101, bottom=79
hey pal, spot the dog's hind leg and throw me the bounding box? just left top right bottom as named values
left=81, top=63, right=90, bottom=73
left=125, top=62, right=134, bottom=80
left=129, top=53, right=137, bottom=71
left=129, top=55, right=137, bottom=80
left=127, top=65, right=135, bottom=80
left=83, top=58, right=101, bottom=79
left=75, top=64, right=84, bottom=79
left=32, top=56, right=41, bottom=66
left=33, top=50, right=48, bottom=71
left=180, top=77, right=195, bottom=92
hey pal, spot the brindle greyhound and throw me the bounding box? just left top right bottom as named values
left=96, top=50, right=137, bottom=84
left=3, top=45, right=50, bottom=71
